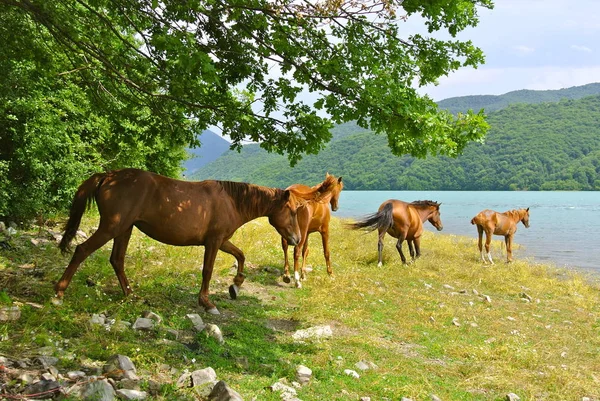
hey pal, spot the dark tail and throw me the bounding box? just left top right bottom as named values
left=347, top=202, right=394, bottom=232
left=59, top=172, right=106, bottom=254
left=470, top=217, right=476, bottom=225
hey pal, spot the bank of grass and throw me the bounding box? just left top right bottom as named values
left=1, top=215, right=600, bottom=400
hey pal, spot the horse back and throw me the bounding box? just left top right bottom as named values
left=383, top=200, right=422, bottom=239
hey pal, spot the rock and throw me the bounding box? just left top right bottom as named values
left=191, top=367, right=217, bottom=386
left=35, top=356, right=59, bottom=367
left=0, top=222, right=5, bottom=232
left=18, top=372, right=35, bottom=384
left=506, top=393, right=520, bottom=401
left=291, top=325, right=332, bottom=341
left=344, top=369, right=359, bottom=379
left=360, top=398, right=371, bottom=401
left=431, top=395, right=443, bottom=401
left=208, top=380, right=244, bottom=401
left=67, top=370, right=87, bottom=380
left=141, top=311, right=162, bottom=324
left=132, top=317, right=155, bottom=331
left=186, top=313, right=206, bottom=331
left=90, top=314, right=106, bottom=325
left=116, top=389, right=148, bottom=400
left=270, top=381, right=297, bottom=399
left=22, top=379, right=61, bottom=399
left=104, top=355, right=137, bottom=380
left=0, top=306, right=21, bottom=321
left=205, top=324, right=224, bottom=344
left=80, top=379, right=116, bottom=401
left=296, top=365, right=312, bottom=384
left=355, top=361, right=371, bottom=371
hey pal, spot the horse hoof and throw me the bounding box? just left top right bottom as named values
left=229, top=284, right=239, bottom=300
left=295, top=282, right=302, bottom=289
left=377, top=262, right=383, bottom=268
left=206, top=307, right=220, bottom=315
left=283, top=275, right=291, bottom=284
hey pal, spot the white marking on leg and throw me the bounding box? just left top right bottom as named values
left=232, top=285, right=239, bottom=297
left=377, top=261, right=383, bottom=268
left=487, top=252, right=494, bottom=265
left=480, top=251, right=487, bottom=264
left=206, top=307, right=220, bottom=315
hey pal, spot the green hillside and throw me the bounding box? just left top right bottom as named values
left=437, top=82, right=600, bottom=114
left=191, top=94, right=600, bottom=191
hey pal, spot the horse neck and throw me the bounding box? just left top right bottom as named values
left=414, top=205, right=436, bottom=222
left=505, top=210, right=523, bottom=224
left=220, top=181, right=281, bottom=221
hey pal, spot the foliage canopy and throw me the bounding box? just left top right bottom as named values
left=1, top=0, right=493, bottom=222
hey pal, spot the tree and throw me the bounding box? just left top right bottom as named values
left=3, top=0, right=491, bottom=164
left=1, top=0, right=493, bottom=221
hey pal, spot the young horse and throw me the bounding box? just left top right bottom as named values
left=56, top=169, right=335, bottom=314
left=349, top=200, right=443, bottom=266
left=281, top=173, right=344, bottom=288
left=470, top=208, right=530, bottom=264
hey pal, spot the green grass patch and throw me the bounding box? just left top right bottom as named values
left=1, top=216, right=600, bottom=400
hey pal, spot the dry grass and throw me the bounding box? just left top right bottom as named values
left=1, top=215, right=600, bottom=400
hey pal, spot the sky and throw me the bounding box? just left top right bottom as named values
left=415, top=0, right=600, bottom=101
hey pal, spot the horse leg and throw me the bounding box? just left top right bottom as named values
left=219, top=240, right=245, bottom=300
left=320, top=229, right=333, bottom=278
left=300, top=241, right=309, bottom=281
left=109, top=226, right=134, bottom=296
left=292, top=239, right=305, bottom=288
left=395, top=237, right=408, bottom=264
left=476, top=225, right=486, bottom=263
left=377, top=229, right=386, bottom=267
left=505, top=235, right=513, bottom=263
left=198, top=240, right=221, bottom=314
left=484, top=230, right=494, bottom=265
left=55, top=229, right=115, bottom=298
left=413, top=237, right=422, bottom=260
left=407, top=240, right=415, bottom=261
left=281, top=237, right=292, bottom=284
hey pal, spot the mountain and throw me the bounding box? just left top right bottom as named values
left=437, top=82, right=600, bottom=114
left=189, top=84, right=600, bottom=190
left=181, top=130, right=230, bottom=176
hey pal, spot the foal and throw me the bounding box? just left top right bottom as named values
left=281, top=173, right=344, bottom=288
left=470, top=208, right=530, bottom=264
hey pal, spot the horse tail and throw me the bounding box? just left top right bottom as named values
left=348, top=202, right=394, bottom=232
left=59, top=172, right=107, bottom=254
left=470, top=217, right=476, bottom=225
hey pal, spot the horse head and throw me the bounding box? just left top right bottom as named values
left=521, top=207, right=530, bottom=228
left=268, top=189, right=301, bottom=246
left=427, top=202, right=444, bottom=231
left=326, top=173, right=344, bottom=211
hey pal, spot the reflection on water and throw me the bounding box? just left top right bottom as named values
left=337, top=191, right=600, bottom=272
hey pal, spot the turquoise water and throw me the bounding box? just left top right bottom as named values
left=336, top=191, right=600, bottom=272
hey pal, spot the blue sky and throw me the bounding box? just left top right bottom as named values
left=416, top=0, right=600, bottom=100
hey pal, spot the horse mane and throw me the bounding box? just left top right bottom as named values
left=288, top=174, right=338, bottom=203
left=410, top=200, right=440, bottom=208
left=504, top=209, right=527, bottom=219
left=218, top=181, right=283, bottom=216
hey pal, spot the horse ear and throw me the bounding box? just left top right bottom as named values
left=338, top=176, right=343, bottom=183
left=283, top=189, right=291, bottom=202
left=526, top=207, right=529, bottom=212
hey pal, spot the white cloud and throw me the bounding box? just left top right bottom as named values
left=514, top=45, right=535, bottom=55
left=571, top=45, right=593, bottom=53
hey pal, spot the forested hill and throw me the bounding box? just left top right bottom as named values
left=437, top=82, right=600, bottom=114
left=190, top=95, right=600, bottom=191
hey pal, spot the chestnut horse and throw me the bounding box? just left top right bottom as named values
left=56, top=169, right=336, bottom=314
left=281, top=173, right=344, bottom=288
left=349, top=200, right=443, bottom=266
left=470, top=208, right=530, bottom=264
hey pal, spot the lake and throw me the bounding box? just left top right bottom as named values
left=335, top=191, right=600, bottom=273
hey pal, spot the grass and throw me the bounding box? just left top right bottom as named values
left=1, top=215, right=600, bottom=400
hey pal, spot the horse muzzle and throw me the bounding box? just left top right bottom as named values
left=286, top=233, right=300, bottom=246
left=437, top=226, right=444, bottom=231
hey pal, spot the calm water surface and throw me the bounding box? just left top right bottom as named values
left=336, top=191, right=600, bottom=273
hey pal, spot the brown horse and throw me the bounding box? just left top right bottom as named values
left=281, top=173, right=344, bottom=288
left=470, top=208, right=530, bottom=264
left=56, top=169, right=336, bottom=314
left=349, top=200, right=443, bottom=266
